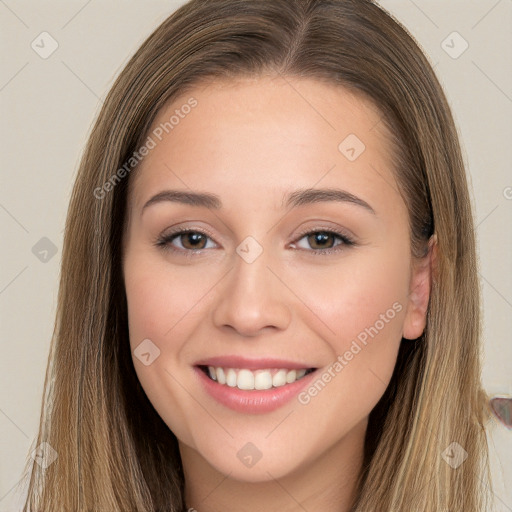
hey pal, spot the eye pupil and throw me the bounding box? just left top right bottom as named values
left=308, top=232, right=333, bottom=249
left=182, top=232, right=207, bottom=249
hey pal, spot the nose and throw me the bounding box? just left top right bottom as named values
left=211, top=245, right=292, bottom=337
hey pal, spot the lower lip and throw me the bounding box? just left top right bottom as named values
left=194, top=367, right=317, bottom=414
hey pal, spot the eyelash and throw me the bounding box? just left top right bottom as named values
left=154, top=227, right=356, bottom=257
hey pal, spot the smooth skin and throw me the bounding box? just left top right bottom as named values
left=122, top=76, right=434, bottom=512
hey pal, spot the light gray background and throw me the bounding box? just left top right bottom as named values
left=1, top=1, right=511, bottom=510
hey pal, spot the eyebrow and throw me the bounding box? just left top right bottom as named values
left=284, top=188, right=375, bottom=214
left=141, top=187, right=375, bottom=215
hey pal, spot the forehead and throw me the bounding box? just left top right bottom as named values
left=128, top=75, right=399, bottom=212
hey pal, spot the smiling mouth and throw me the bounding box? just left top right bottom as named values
left=198, top=365, right=316, bottom=391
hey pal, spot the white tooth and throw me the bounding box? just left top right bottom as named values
left=237, top=369, right=255, bottom=390
left=208, top=366, right=217, bottom=380
left=286, top=370, right=297, bottom=384
left=216, top=367, right=226, bottom=385
left=296, top=369, right=307, bottom=379
left=226, top=368, right=237, bottom=387
left=272, top=369, right=287, bottom=387
left=254, top=370, right=273, bottom=390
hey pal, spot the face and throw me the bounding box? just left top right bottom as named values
left=122, top=76, right=431, bottom=483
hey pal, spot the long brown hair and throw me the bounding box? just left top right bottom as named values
left=21, top=1, right=493, bottom=510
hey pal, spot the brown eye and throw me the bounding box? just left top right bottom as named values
left=292, top=229, right=355, bottom=254
left=179, top=232, right=208, bottom=250
left=306, top=232, right=336, bottom=250
left=156, top=230, right=216, bottom=252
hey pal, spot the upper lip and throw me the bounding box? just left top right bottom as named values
left=194, top=355, right=316, bottom=370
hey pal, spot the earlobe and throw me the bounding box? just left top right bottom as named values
left=402, top=235, right=437, bottom=340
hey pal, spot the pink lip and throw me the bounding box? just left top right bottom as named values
left=194, top=355, right=314, bottom=370
left=193, top=365, right=317, bottom=414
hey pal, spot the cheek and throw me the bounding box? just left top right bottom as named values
left=292, top=245, right=410, bottom=350
left=289, top=248, right=410, bottom=432
left=123, top=251, right=213, bottom=447
left=123, top=251, right=214, bottom=348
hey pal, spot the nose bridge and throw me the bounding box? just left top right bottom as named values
left=212, top=239, right=292, bottom=335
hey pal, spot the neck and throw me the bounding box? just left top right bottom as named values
left=180, top=418, right=367, bottom=512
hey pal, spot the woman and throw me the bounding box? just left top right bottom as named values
left=21, top=0, right=493, bottom=510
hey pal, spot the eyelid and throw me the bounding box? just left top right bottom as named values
left=154, top=225, right=220, bottom=252
left=290, top=227, right=355, bottom=255
left=154, top=224, right=357, bottom=258
left=292, top=225, right=355, bottom=244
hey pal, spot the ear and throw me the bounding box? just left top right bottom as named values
left=402, top=235, right=437, bottom=340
